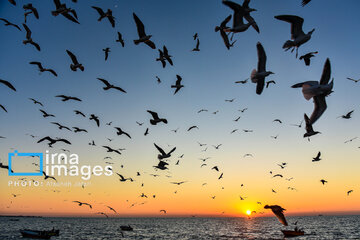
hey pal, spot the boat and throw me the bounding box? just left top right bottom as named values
left=120, top=225, right=133, bottom=231
left=20, top=229, right=59, bottom=239
left=281, top=229, right=305, bottom=237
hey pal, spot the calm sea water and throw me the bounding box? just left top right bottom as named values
left=0, top=215, right=359, bottom=239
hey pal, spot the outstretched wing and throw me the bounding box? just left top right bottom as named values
left=309, top=95, right=327, bottom=125
left=319, top=58, right=331, bottom=85
left=154, top=143, right=166, bottom=155
left=92, top=6, right=105, bottom=16
left=133, top=13, right=146, bottom=37
left=274, top=15, right=304, bottom=39
left=66, top=50, right=79, bottom=64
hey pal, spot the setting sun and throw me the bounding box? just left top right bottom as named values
left=246, top=210, right=251, bottom=216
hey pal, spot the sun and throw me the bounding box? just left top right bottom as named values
left=246, top=210, right=251, bottom=216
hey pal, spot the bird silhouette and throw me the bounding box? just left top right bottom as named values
left=264, top=205, right=288, bottom=226
left=312, top=152, right=321, bottom=162
left=116, top=32, right=125, bottom=47
left=304, top=113, right=320, bottom=138
left=74, top=110, right=85, bottom=117
left=92, top=6, right=115, bottom=28
left=147, top=110, right=167, bottom=125
left=115, top=127, right=131, bottom=139
left=103, top=47, right=110, bottom=61
left=0, top=18, right=21, bottom=31
left=154, top=143, right=176, bottom=160
left=37, top=137, right=71, bottom=147
left=97, top=78, right=126, bottom=93
left=73, top=201, right=92, bottom=209
left=299, top=51, right=318, bottom=66
left=192, top=39, right=200, bottom=51
left=215, top=15, right=232, bottom=49
left=89, top=114, right=100, bottom=127
left=133, top=13, right=155, bottom=49
left=338, top=110, right=354, bottom=119
left=171, top=75, right=184, bottom=94
left=103, top=146, right=121, bottom=155
left=52, top=0, right=79, bottom=24
left=56, top=95, right=81, bottom=102
left=320, top=179, right=328, bottom=185
left=22, top=24, right=40, bottom=51
left=222, top=1, right=258, bottom=33
left=42, top=171, right=57, bottom=182
left=23, top=3, right=39, bottom=20
left=66, top=50, right=84, bottom=71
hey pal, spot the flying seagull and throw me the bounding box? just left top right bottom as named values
left=115, top=127, right=131, bottom=139
left=39, top=109, right=55, bottom=118
left=97, top=78, right=126, bottom=93
left=274, top=15, right=315, bottom=57
left=264, top=205, right=288, bottom=226
left=52, top=0, right=79, bottom=24
left=292, top=58, right=333, bottom=124
left=89, top=114, right=100, bottom=127
left=147, top=110, right=167, bottom=125
left=133, top=13, right=156, bottom=49
left=116, top=32, right=125, bottom=47
left=299, top=51, right=318, bottom=66
left=312, top=151, right=321, bottom=162
left=103, top=47, right=110, bottom=61
left=56, top=95, right=82, bottom=102
left=301, top=0, right=311, bottom=7
left=92, top=6, right=115, bottom=28
left=222, top=0, right=258, bottom=33
left=37, top=137, right=71, bottom=147
left=304, top=113, right=320, bottom=138
left=66, top=50, right=84, bottom=71
left=251, top=42, right=274, bottom=95
left=23, top=3, right=39, bottom=20
left=192, top=39, right=200, bottom=52
left=338, top=110, right=354, bottom=119
left=154, top=143, right=176, bottom=160
left=0, top=18, right=21, bottom=31
left=73, top=201, right=92, bottom=209
left=215, top=15, right=232, bottom=50
left=29, top=62, right=57, bottom=76
left=22, top=24, right=40, bottom=51
left=171, top=75, right=184, bottom=94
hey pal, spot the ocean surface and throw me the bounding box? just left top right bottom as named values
left=0, top=215, right=359, bottom=239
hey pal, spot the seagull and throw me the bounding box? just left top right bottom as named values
left=22, top=24, right=40, bottom=51
left=154, top=143, right=176, bottom=160
left=264, top=205, right=288, bottom=226
left=147, top=110, right=168, bottom=125
left=215, top=15, right=232, bottom=49
left=92, top=6, right=115, bottom=28
left=51, top=122, right=72, bottom=131
left=42, top=171, right=57, bottom=182
left=97, top=78, right=126, bottom=93
left=0, top=79, right=16, bottom=91
left=66, top=50, right=84, bottom=71
left=73, top=201, right=92, bottom=209
left=103, top=47, right=110, bottom=61
left=212, top=166, right=219, bottom=172
left=235, top=78, right=248, bottom=84
left=171, top=75, right=184, bottom=94
left=156, top=76, right=161, bottom=84
left=29, top=62, right=57, bottom=76
left=243, top=153, right=253, bottom=158
left=225, top=98, right=235, bottom=102
left=37, top=137, right=71, bottom=147
left=160, top=210, right=167, bottom=214
left=251, top=42, right=274, bottom=95
left=115, top=127, right=131, bottom=139
left=338, top=110, right=354, bottom=119
left=116, top=173, right=132, bottom=182
left=218, top=173, right=224, bottom=180
left=273, top=119, right=282, bottom=124
left=39, top=109, right=55, bottom=118
left=344, top=137, right=357, bottom=144
left=299, top=51, right=318, bottom=66
left=56, top=95, right=81, bottom=102
left=266, top=80, right=276, bottom=88
left=192, top=39, right=200, bottom=51
left=274, top=15, right=315, bottom=57
left=346, top=77, right=360, bottom=83
left=292, top=58, right=333, bottom=124
left=144, top=128, right=149, bottom=136
left=304, top=113, right=320, bottom=138
left=222, top=0, right=258, bottom=33
left=103, top=146, right=121, bottom=155
left=156, top=49, right=166, bottom=68
left=133, top=13, right=156, bottom=49
left=0, top=18, right=21, bottom=31
left=193, top=33, right=198, bottom=40
left=320, top=179, right=327, bottom=185
left=233, top=116, right=241, bottom=122
left=154, top=160, right=169, bottom=170
left=213, top=144, right=222, bottom=149
left=273, top=174, right=283, bottom=178
left=73, top=127, right=87, bottom=133
left=171, top=181, right=187, bottom=185
left=116, top=32, right=125, bottom=47
left=52, top=0, right=79, bottom=24
left=312, top=151, right=321, bottom=162
left=97, top=212, right=108, bottom=218
left=239, top=108, right=248, bottom=113
left=163, top=46, right=173, bottom=66
left=89, top=114, right=100, bottom=127
left=347, top=190, right=353, bottom=196
left=74, top=110, right=85, bottom=117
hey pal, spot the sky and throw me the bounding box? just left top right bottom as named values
left=0, top=0, right=360, bottom=218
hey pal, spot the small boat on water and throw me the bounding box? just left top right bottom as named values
left=20, top=229, right=60, bottom=239
left=120, top=225, right=133, bottom=231
left=281, top=229, right=305, bottom=237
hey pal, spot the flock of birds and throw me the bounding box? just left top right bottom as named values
left=0, top=0, right=359, bottom=228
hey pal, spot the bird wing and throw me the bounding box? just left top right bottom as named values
left=53, top=0, right=61, bottom=9
left=22, top=23, right=31, bottom=38
left=220, top=28, right=230, bottom=50
left=0, top=104, right=7, bottom=112
left=304, top=113, right=314, bottom=133
left=58, top=139, right=71, bottom=145
left=62, top=12, right=80, bottom=24
left=0, top=79, right=16, bottom=91
left=147, top=110, right=159, bottom=119
left=30, top=41, right=41, bottom=51
left=176, top=75, right=182, bottom=85
left=319, top=58, right=331, bottom=85
left=37, top=136, right=51, bottom=143
left=222, top=1, right=245, bottom=27
left=113, top=86, right=127, bottom=93
left=244, top=15, right=259, bottom=33
left=66, top=50, right=79, bottom=64
left=92, top=6, right=104, bottom=16
left=145, top=40, right=156, bottom=49
left=168, top=147, right=176, bottom=155
left=133, top=13, right=146, bottom=37
left=108, top=16, right=115, bottom=28
left=47, top=69, right=58, bottom=77
left=257, top=42, right=266, bottom=72
left=273, top=208, right=288, bottom=226
left=274, top=15, right=304, bottom=39
left=309, top=95, right=327, bottom=125
left=302, top=0, right=311, bottom=7
left=154, top=143, right=166, bottom=155
left=29, top=61, right=42, bottom=69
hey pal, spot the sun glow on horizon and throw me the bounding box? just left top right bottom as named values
left=246, top=210, right=251, bottom=216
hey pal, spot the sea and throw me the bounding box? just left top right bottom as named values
left=0, top=215, right=359, bottom=239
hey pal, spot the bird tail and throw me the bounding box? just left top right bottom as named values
left=250, top=69, right=258, bottom=83
left=161, top=119, right=168, bottom=124
left=79, top=65, right=84, bottom=71
left=133, top=39, right=140, bottom=45
left=282, top=40, right=295, bottom=50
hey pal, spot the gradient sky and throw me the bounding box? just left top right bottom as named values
left=0, top=0, right=360, bottom=218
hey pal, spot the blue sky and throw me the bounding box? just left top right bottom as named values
left=1, top=0, right=360, bottom=215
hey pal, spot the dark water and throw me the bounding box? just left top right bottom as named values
left=0, top=215, right=359, bottom=239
